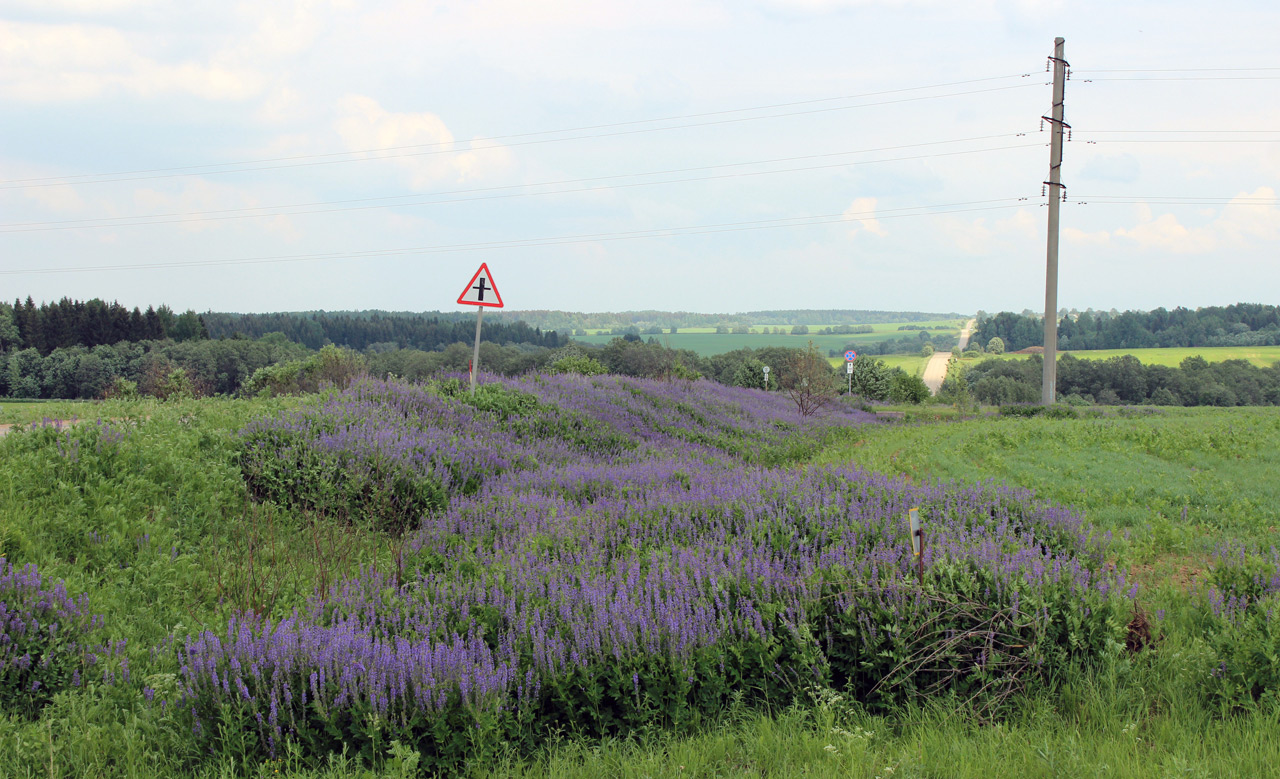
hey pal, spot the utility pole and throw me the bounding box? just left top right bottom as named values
left=1041, top=37, right=1068, bottom=406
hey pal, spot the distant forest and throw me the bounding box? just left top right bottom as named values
left=974, top=303, right=1280, bottom=353
left=202, top=311, right=564, bottom=351
left=2, top=297, right=207, bottom=355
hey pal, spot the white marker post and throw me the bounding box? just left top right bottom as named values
left=762, top=365, right=770, bottom=391
left=908, top=507, right=924, bottom=584
left=455, top=263, right=505, bottom=394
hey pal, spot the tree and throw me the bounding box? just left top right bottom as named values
left=790, top=324, right=810, bottom=335
left=848, top=356, right=891, bottom=401
left=987, top=336, right=1005, bottom=355
left=732, top=358, right=767, bottom=389
left=7, top=348, right=42, bottom=398
left=889, top=370, right=930, bottom=404
left=781, top=342, right=836, bottom=417
left=0, top=303, right=20, bottom=350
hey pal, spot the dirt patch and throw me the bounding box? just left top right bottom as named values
left=1128, top=554, right=1207, bottom=592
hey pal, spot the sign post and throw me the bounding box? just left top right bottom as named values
left=762, top=365, right=770, bottom=391
left=455, top=263, right=504, bottom=394
left=844, top=350, right=857, bottom=395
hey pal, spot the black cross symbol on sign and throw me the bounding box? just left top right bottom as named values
left=472, top=277, right=490, bottom=301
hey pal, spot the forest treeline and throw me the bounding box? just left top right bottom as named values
left=974, top=303, right=1280, bottom=353
left=202, top=311, right=564, bottom=351
left=1, top=297, right=208, bottom=355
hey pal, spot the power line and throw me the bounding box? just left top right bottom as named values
left=0, top=137, right=1044, bottom=233
left=1077, top=76, right=1280, bottom=82
left=0, top=198, right=1034, bottom=276
left=1069, top=195, right=1280, bottom=205
left=0, top=80, right=1047, bottom=190
left=1072, top=67, right=1280, bottom=73
left=1073, top=129, right=1278, bottom=133
left=1078, top=139, right=1280, bottom=144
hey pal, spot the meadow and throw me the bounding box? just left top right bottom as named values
left=961, top=345, right=1280, bottom=369
left=0, top=382, right=1277, bottom=777
left=573, top=320, right=965, bottom=357
left=827, top=354, right=929, bottom=376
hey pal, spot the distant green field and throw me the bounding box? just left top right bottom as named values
left=961, top=345, right=1280, bottom=369
left=827, top=353, right=928, bottom=376
left=1063, top=345, right=1280, bottom=367
left=574, top=321, right=963, bottom=357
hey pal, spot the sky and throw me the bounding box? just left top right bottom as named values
left=2, top=0, right=1278, bottom=317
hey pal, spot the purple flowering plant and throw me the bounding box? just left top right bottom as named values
left=186, top=374, right=1135, bottom=769
left=0, top=557, right=105, bottom=717
left=1193, top=543, right=1280, bottom=707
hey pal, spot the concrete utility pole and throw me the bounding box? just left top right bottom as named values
left=1041, top=37, right=1068, bottom=406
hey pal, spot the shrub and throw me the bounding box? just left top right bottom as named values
left=548, top=354, right=608, bottom=376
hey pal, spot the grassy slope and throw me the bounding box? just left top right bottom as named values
left=1, top=396, right=1277, bottom=777
left=814, top=407, right=1280, bottom=557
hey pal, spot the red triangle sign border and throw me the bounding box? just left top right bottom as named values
left=456, top=262, right=504, bottom=308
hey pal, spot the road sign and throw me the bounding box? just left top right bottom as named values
left=846, top=362, right=853, bottom=374
left=456, top=263, right=504, bottom=308
left=844, top=350, right=857, bottom=361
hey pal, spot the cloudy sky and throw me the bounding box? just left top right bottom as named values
left=2, top=0, right=1277, bottom=316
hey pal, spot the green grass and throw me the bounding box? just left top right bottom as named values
left=1, top=394, right=1277, bottom=777
left=814, top=406, right=1280, bottom=561
left=959, top=345, right=1280, bottom=368
left=1061, top=346, right=1280, bottom=367
left=827, top=354, right=929, bottom=376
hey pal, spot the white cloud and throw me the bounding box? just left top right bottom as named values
left=1064, top=226, right=1111, bottom=246
left=333, top=94, right=514, bottom=189
left=842, top=197, right=887, bottom=237
left=936, top=208, right=1037, bottom=255
left=130, top=178, right=297, bottom=238
left=17, top=182, right=85, bottom=214
left=0, top=20, right=264, bottom=102
left=1113, top=188, right=1279, bottom=254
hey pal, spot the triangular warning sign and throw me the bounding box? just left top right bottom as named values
left=456, top=263, right=504, bottom=308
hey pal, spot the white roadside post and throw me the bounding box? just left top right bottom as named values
left=908, top=507, right=924, bottom=584
left=762, top=365, right=770, bottom=391
left=455, top=263, right=505, bottom=394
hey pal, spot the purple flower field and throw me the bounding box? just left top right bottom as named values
left=189, top=374, right=1136, bottom=766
